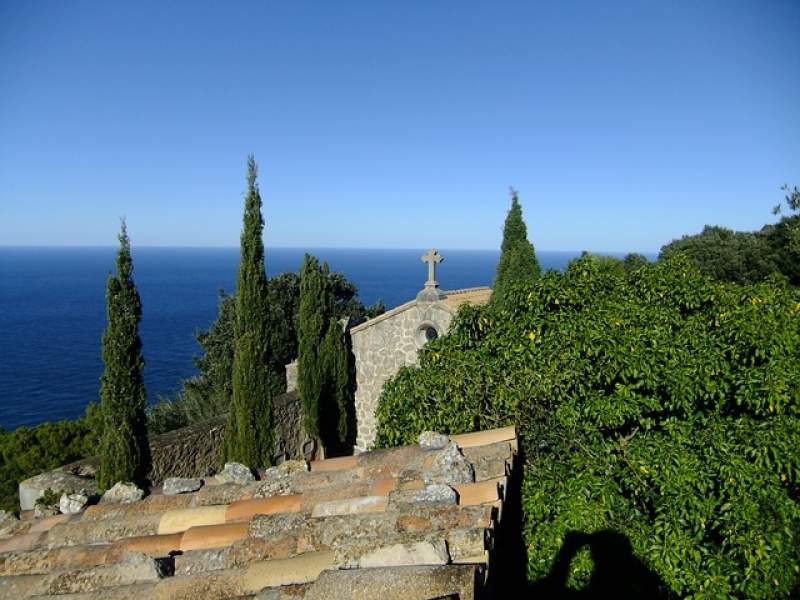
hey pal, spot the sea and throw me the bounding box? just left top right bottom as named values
left=0, top=247, right=600, bottom=430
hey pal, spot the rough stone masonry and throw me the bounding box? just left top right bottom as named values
left=349, top=250, right=491, bottom=451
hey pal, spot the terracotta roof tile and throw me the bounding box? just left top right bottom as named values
left=0, top=426, right=518, bottom=598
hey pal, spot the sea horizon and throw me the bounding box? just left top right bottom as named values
left=0, top=246, right=656, bottom=431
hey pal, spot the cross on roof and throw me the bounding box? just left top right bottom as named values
left=421, top=249, right=444, bottom=289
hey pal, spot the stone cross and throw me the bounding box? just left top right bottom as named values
left=421, top=249, right=444, bottom=289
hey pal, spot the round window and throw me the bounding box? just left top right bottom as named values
left=416, top=323, right=439, bottom=347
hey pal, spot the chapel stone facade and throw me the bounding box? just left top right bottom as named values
left=350, top=249, right=491, bottom=451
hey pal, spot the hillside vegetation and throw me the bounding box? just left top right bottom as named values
left=376, top=254, right=800, bottom=597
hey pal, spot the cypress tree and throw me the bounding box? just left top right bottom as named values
left=492, top=189, right=541, bottom=305
left=97, top=220, right=150, bottom=490
left=319, top=317, right=353, bottom=452
left=222, top=156, right=274, bottom=467
left=297, top=255, right=332, bottom=443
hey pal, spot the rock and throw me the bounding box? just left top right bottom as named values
left=264, top=459, right=308, bottom=479
left=358, top=540, right=450, bottom=568
left=34, top=503, right=60, bottom=518
left=216, top=462, right=256, bottom=484
left=18, top=470, right=97, bottom=511
left=418, top=431, right=450, bottom=450
left=0, top=509, right=21, bottom=537
left=388, top=484, right=458, bottom=508
left=162, top=477, right=203, bottom=495
left=423, top=442, right=474, bottom=485
left=59, top=492, right=89, bottom=514
left=101, top=481, right=145, bottom=504
left=254, top=460, right=308, bottom=498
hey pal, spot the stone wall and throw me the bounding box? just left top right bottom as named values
left=44, top=390, right=311, bottom=506
left=351, top=301, right=454, bottom=451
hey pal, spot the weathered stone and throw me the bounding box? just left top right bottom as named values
left=253, top=460, right=308, bottom=498
left=0, top=544, right=120, bottom=577
left=43, top=514, right=161, bottom=548
left=0, top=510, right=21, bottom=538
left=217, top=462, right=256, bottom=485
left=303, top=564, right=481, bottom=600
left=423, top=442, right=474, bottom=485
left=264, top=460, right=308, bottom=479
left=358, top=540, right=449, bottom=568
left=0, top=552, right=162, bottom=597
left=418, top=431, right=449, bottom=450
left=388, top=484, right=457, bottom=509
left=257, top=584, right=311, bottom=599
left=18, top=471, right=96, bottom=511
left=249, top=513, right=307, bottom=540
left=101, top=482, right=145, bottom=504
left=162, top=477, right=203, bottom=495
left=310, top=496, right=386, bottom=518
left=461, top=441, right=512, bottom=481
left=59, top=492, right=89, bottom=514
left=445, top=528, right=488, bottom=563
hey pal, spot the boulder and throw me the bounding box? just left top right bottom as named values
left=18, top=470, right=97, bottom=511
left=162, top=477, right=203, bottom=495
left=216, top=462, right=256, bottom=484
left=101, top=481, right=145, bottom=504
left=418, top=431, right=450, bottom=450
left=423, top=442, right=474, bottom=486
left=59, top=491, right=89, bottom=514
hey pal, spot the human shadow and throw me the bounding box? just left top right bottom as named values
left=526, top=529, right=672, bottom=600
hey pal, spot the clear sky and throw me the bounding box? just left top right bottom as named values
left=1, top=1, right=798, bottom=252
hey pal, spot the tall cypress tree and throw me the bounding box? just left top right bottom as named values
left=319, top=317, right=353, bottom=452
left=297, top=255, right=332, bottom=443
left=222, top=156, right=274, bottom=467
left=97, top=220, right=150, bottom=490
left=492, top=189, right=541, bottom=306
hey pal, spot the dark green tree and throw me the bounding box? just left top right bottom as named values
left=97, top=220, right=150, bottom=490
left=320, top=318, right=354, bottom=452
left=297, top=255, right=332, bottom=441
left=623, top=252, right=649, bottom=272
left=492, top=188, right=541, bottom=305
left=222, top=156, right=274, bottom=467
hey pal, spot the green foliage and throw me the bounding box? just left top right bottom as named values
left=375, top=255, right=800, bottom=598
left=297, top=255, right=333, bottom=440
left=660, top=184, right=800, bottom=286
left=223, top=156, right=275, bottom=468
left=0, top=418, right=96, bottom=512
left=320, top=318, right=355, bottom=451
left=659, top=225, right=779, bottom=285
left=36, top=487, right=60, bottom=508
left=148, top=270, right=381, bottom=435
left=492, top=189, right=540, bottom=306
left=97, top=220, right=150, bottom=490
left=623, top=252, right=649, bottom=271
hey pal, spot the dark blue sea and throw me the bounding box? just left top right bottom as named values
left=0, top=247, right=597, bottom=430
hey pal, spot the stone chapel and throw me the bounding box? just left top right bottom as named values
left=350, top=250, right=491, bottom=451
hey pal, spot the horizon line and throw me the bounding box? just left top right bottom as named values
left=0, top=244, right=660, bottom=255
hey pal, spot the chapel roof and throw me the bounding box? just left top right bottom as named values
left=0, top=426, right=517, bottom=599
left=349, top=287, right=492, bottom=335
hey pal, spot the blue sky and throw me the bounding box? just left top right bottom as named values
left=0, top=1, right=798, bottom=252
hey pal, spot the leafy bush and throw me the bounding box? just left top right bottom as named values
left=375, top=255, right=800, bottom=598
left=0, top=409, right=99, bottom=512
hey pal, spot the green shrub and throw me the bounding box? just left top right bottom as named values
left=0, top=415, right=97, bottom=512
left=375, top=254, right=800, bottom=598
